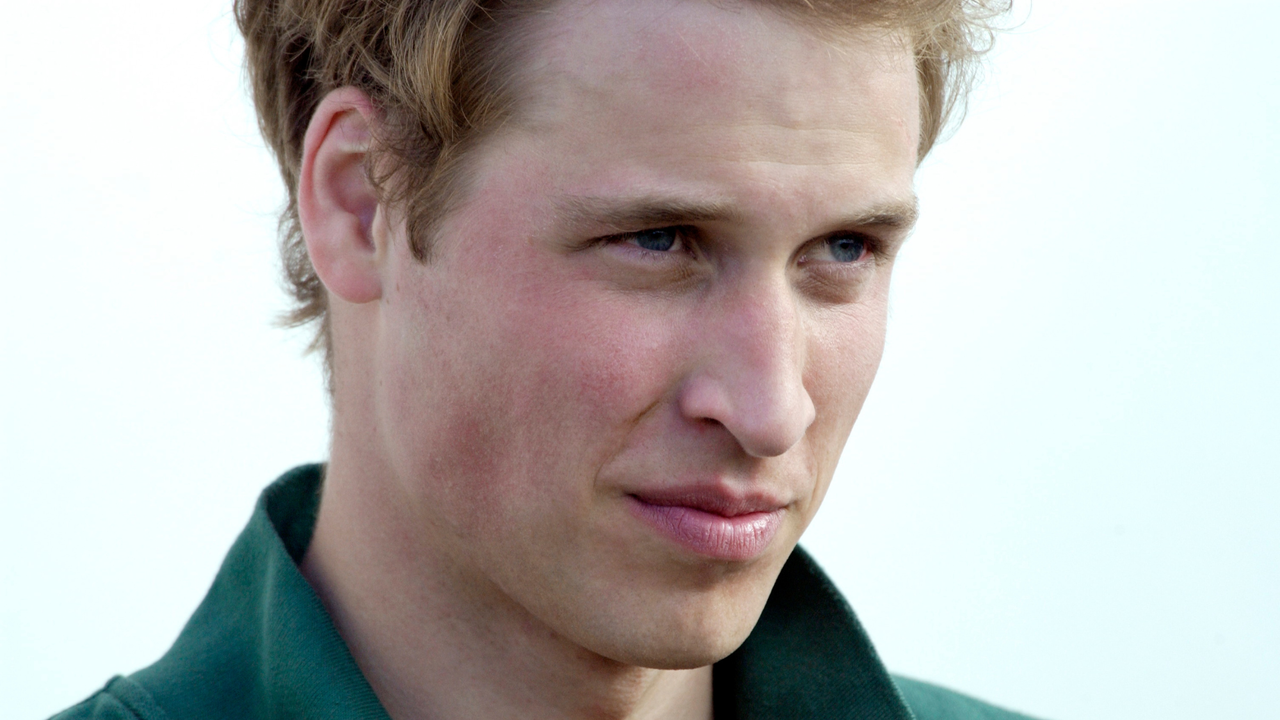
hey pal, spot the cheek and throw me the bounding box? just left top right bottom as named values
left=804, top=298, right=890, bottom=477
left=494, top=282, right=686, bottom=474
left=380, top=242, right=685, bottom=541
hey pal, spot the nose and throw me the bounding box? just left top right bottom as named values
left=678, top=278, right=816, bottom=458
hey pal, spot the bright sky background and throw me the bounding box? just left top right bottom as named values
left=2, top=1, right=1277, bottom=719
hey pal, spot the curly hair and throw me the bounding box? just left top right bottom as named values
left=234, top=0, right=1010, bottom=367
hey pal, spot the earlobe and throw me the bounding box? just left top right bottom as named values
left=298, top=87, right=384, bottom=304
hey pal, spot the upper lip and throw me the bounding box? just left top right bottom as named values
left=628, top=485, right=788, bottom=517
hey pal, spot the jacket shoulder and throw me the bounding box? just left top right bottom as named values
left=51, top=677, right=172, bottom=720
left=892, top=675, right=1045, bottom=720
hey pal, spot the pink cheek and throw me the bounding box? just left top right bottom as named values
left=524, top=311, right=664, bottom=423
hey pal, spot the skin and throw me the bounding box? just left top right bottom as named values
left=296, top=0, right=921, bottom=718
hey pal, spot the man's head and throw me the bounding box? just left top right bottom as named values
left=237, top=0, right=1004, bottom=365
left=242, top=0, right=1000, bottom=670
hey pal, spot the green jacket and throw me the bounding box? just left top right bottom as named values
left=55, top=465, right=1042, bottom=720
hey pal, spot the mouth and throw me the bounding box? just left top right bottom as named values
left=626, top=490, right=785, bottom=562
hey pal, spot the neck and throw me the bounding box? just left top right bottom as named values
left=300, top=447, right=714, bottom=720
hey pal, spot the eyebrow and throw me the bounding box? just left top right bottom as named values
left=557, top=193, right=919, bottom=233
left=840, top=195, right=919, bottom=232
left=557, top=195, right=743, bottom=230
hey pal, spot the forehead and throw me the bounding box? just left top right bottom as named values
left=453, top=0, right=920, bottom=239
left=518, top=0, right=918, bottom=144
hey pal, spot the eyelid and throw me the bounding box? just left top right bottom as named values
left=603, top=225, right=697, bottom=255
left=800, top=231, right=881, bottom=265
left=592, top=225, right=894, bottom=267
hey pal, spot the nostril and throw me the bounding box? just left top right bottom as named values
left=676, top=358, right=814, bottom=457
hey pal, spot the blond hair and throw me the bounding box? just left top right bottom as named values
left=235, top=0, right=1009, bottom=364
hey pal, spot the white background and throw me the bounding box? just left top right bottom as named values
left=2, top=1, right=1276, bottom=718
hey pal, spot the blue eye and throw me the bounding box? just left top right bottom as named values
left=828, top=235, right=867, bottom=262
left=633, top=227, right=679, bottom=252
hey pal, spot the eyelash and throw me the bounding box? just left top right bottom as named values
left=602, top=226, right=882, bottom=267
left=611, top=226, right=695, bottom=256
left=804, top=233, right=880, bottom=266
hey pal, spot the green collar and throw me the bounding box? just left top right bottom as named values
left=124, top=464, right=915, bottom=720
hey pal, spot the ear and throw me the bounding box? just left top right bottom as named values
left=298, top=87, right=384, bottom=304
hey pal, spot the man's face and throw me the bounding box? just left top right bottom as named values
left=369, top=0, right=919, bottom=667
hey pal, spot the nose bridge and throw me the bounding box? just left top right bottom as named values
left=683, top=273, right=816, bottom=458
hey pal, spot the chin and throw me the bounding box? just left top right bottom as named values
left=600, top=632, right=749, bottom=671
left=506, top=527, right=795, bottom=672
left=581, top=589, right=769, bottom=670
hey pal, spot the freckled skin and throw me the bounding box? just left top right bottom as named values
left=311, top=0, right=920, bottom=715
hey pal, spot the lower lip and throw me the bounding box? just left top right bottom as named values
left=627, top=497, right=782, bottom=562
